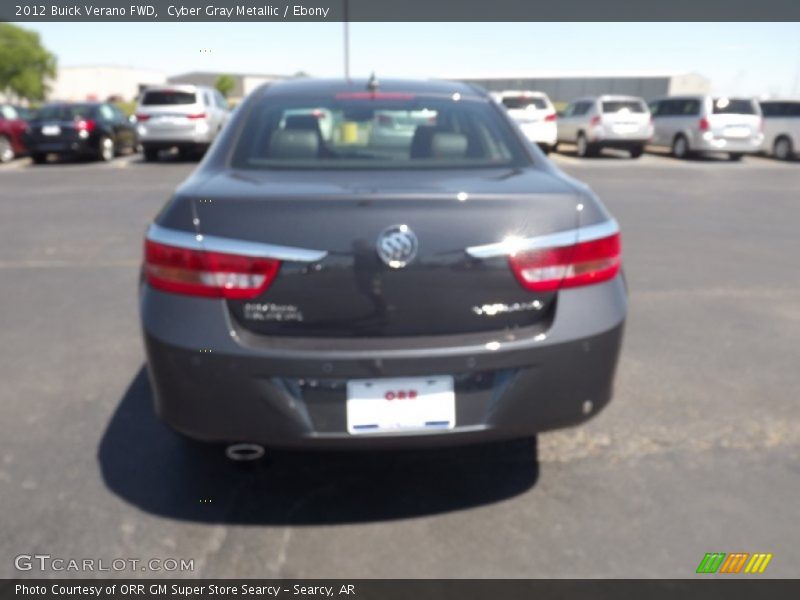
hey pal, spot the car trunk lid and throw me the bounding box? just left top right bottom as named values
left=188, top=168, right=580, bottom=337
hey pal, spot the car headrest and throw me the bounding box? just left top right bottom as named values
left=410, top=126, right=469, bottom=159
left=268, top=129, right=319, bottom=159
left=410, top=125, right=437, bottom=159
left=285, top=115, right=321, bottom=132
left=430, top=132, right=468, bottom=159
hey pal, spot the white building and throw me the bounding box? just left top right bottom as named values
left=449, top=71, right=712, bottom=104
left=49, top=65, right=167, bottom=102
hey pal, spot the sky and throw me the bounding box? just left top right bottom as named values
left=17, top=22, right=800, bottom=97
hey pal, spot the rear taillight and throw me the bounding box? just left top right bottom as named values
left=508, top=232, right=621, bottom=292
left=589, top=115, right=602, bottom=127
left=135, top=114, right=150, bottom=122
left=545, top=112, right=557, bottom=122
left=376, top=114, right=393, bottom=125
left=186, top=113, right=207, bottom=120
left=699, top=117, right=710, bottom=131
left=75, top=119, right=96, bottom=132
left=144, top=239, right=280, bottom=299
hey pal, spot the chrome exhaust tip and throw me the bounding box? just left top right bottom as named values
left=225, top=443, right=265, bottom=462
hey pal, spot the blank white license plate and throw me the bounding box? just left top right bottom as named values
left=612, top=124, right=638, bottom=134
left=346, top=376, right=455, bottom=434
left=41, top=125, right=61, bottom=136
left=724, top=127, right=750, bottom=138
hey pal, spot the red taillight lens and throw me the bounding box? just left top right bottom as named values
left=135, top=113, right=150, bottom=121
left=589, top=115, right=602, bottom=127
left=187, top=113, right=207, bottom=120
left=75, top=119, right=96, bottom=132
left=545, top=112, right=557, bottom=122
left=508, top=233, right=621, bottom=292
left=699, top=117, right=710, bottom=131
left=376, top=114, right=393, bottom=125
left=144, top=239, right=280, bottom=299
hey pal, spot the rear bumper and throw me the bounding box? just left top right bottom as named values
left=141, top=276, right=627, bottom=448
left=137, top=125, right=215, bottom=146
left=26, top=138, right=96, bottom=156
left=692, top=134, right=764, bottom=154
left=593, top=138, right=649, bottom=150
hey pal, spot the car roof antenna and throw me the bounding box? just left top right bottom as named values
left=367, top=72, right=379, bottom=92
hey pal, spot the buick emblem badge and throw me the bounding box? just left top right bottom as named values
left=376, top=224, right=418, bottom=269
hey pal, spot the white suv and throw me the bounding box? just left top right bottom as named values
left=135, top=85, right=230, bottom=161
left=493, top=91, right=557, bottom=154
left=759, top=100, right=800, bottom=161
left=556, top=95, right=652, bottom=158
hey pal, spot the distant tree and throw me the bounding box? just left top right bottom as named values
left=0, top=23, right=57, bottom=102
left=215, top=74, right=236, bottom=98
left=293, top=71, right=310, bottom=78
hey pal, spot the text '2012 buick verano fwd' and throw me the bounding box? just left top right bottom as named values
left=140, top=78, right=627, bottom=453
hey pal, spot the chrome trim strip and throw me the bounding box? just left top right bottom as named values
left=146, top=223, right=328, bottom=263
left=465, top=219, right=619, bottom=259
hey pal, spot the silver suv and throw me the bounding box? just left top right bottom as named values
left=649, top=95, right=763, bottom=161
left=556, top=95, right=652, bottom=158
left=135, top=85, right=230, bottom=161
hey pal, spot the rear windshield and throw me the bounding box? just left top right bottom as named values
left=602, top=101, right=646, bottom=114
left=501, top=96, right=547, bottom=110
left=231, top=94, right=529, bottom=170
left=712, top=98, right=757, bottom=115
left=141, top=90, right=197, bottom=105
left=0, top=105, right=19, bottom=120
left=36, top=105, right=97, bottom=121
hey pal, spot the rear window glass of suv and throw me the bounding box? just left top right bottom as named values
left=502, top=96, right=547, bottom=110
left=713, top=98, right=756, bottom=115
left=231, top=94, right=529, bottom=170
left=0, top=105, right=19, bottom=120
left=602, top=101, right=646, bottom=113
left=141, top=90, right=197, bottom=105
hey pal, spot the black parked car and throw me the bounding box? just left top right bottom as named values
left=140, top=78, right=627, bottom=459
left=25, top=102, right=137, bottom=163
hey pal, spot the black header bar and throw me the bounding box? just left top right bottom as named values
left=5, top=0, right=800, bottom=22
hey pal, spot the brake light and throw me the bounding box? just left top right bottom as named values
left=311, top=109, right=327, bottom=119
left=75, top=119, right=96, bottom=132
left=699, top=117, right=710, bottom=131
left=187, top=113, right=207, bottom=120
left=376, top=114, right=393, bottom=125
left=508, top=233, right=621, bottom=292
left=545, top=112, right=557, bottom=122
left=589, top=115, right=602, bottom=127
left=144, top=239, right=280, bottom=299
left=135, top=114, right=151, bottom=122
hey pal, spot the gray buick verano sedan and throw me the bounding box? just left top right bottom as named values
left=139, top=78, right=627, bottom=458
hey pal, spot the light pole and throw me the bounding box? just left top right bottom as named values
left=343, top=0, right=350, bottom=80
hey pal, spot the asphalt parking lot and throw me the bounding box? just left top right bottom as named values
left=1, top=151, right=799, bottom=578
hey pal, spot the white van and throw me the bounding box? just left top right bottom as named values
left=759, top=100, right=800, bottom=160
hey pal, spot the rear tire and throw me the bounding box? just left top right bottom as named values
left=143, top=146, right=160, bottom=162
left=552, top=142, right=559, bottom=153
left=773, top=136, right=794, bottom=161
left=0, top=135, right=14, bottom=163
left=540, top=144, right=551, bottom=155
left=728, top=153, right=743, bottom=162
left=98, top=136, right=114, bottom=162
left=576, top=133, right=596, bottom=158
left=671, top=135, right=690, bottom=159
left=629, top=145, right=644, bottom=159
left=31, top=153, right=47, bottom=165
